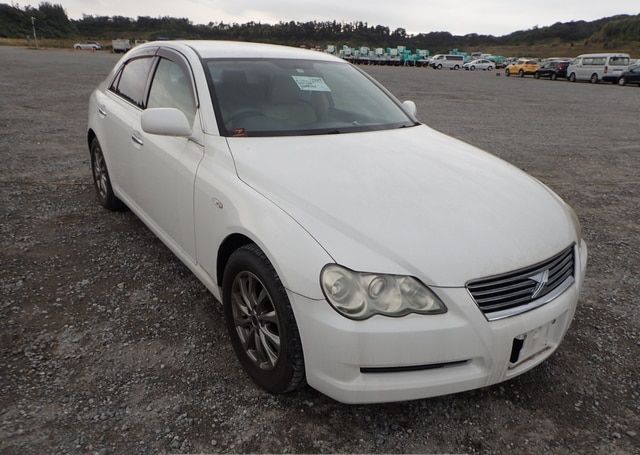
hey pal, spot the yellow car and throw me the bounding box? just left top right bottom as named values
left=505, top=59, right=540, bottom=77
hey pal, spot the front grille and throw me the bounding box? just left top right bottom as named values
left=467, top=245, right=575, bottom=320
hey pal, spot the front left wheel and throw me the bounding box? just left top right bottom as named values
left=222, top=244, right=305, bottom=394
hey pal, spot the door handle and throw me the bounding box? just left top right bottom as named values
left=97, top=105, right=107, bottom=117
left=131, top=134, right=144, bottom=146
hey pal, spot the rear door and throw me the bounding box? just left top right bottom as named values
left=629, top=66, right=640, bottom=84
left=607, top=56, right=630, bottom=79
left=102, top=51, right=156, bottom=200
left=130, top=48, right=204, bottom=261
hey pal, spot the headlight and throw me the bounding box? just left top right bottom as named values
left=320, top=264, right=447, bottom=320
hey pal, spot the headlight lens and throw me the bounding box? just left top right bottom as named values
left=320, top=264, right=447, bottom=320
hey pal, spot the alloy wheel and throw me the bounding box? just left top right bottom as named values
left=92, top=147, right=108, bottom=200
left=230, top=271, right=281, bottom=370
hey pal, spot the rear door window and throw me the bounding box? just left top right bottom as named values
left=112, top=57, right=154, bottom=108
left=609, top=56, right=629, bottom=66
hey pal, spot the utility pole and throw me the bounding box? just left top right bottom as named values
left=31, top=16, right=38, bottom=49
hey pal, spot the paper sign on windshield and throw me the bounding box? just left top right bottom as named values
left=291, top=75, right=331, bottom=92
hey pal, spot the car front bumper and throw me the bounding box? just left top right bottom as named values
left=290, top=240, right=587, bottom=404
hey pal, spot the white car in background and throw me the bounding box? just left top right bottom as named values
left=87, top=40, right=587, bottom=404
left=566, top=53, right=631, bottom=83
left=463, top=59, right=494, bottom=71
left=73, top=41, right=101, bottom=51
left=430, top=54, right=465, bottom=69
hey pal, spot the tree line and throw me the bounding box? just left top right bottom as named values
left=1, top=2, right=638, bottom=51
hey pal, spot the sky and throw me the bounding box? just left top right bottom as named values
left=16, top=0, right=640, bottom=36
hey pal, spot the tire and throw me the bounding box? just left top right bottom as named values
left=470, top=65, right=475, bottom=71
left=74, top=45, right=81, bottom=50
left=437, top=64, right=443, bottom=70
left=222, top=244, right=305, bottom=394
left=618, top=77, right=626, bottom=86
left=90, top=138, right=125, bottom=211
left=590, top=73, right=598, bottom=84
left=518, top=70, right=524, bottom=78
left=569, top=72, right=576, bottom=82
left=488, top=66, right=493, bottom=71
left=454, top=65, right=460, bottom=70
left=505, top=69, right=511, bottom=76
left=551, top=73, right=557, bottom=81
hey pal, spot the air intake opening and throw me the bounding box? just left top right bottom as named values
left=360, top=359, right=469, bottom=374
left=510, top=336, right=525, bottom=363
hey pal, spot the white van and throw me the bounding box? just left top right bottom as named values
left=566, top=53, right=631, bottom=83
left=430, top=54, right=465, bottom=70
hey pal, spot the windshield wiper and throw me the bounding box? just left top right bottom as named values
left=398, top=122, right=420, bottom=129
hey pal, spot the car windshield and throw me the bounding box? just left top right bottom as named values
left=203, top=58, right=416, bottom=137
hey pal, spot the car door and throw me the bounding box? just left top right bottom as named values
left=130, top=48, right=204, bottom=261
left=607, top=56, right=630, bottom=79
left=578, top=58, right=591, bottom=80
left=101, top=51, right=156, bottom=200
left=538, top=62, right=548, bottom=76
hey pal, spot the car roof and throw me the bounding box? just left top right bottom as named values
left=137, top=40, right=343, bottom=62
left=576, top=53, right=630, bottom=58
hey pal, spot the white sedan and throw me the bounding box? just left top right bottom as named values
left=87, top=41, right=587, bottom=404
left=463, top=59, right=495, bottom=70
left=74, top=41, right=101, bottom=50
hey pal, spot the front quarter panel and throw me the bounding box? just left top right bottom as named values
left=194, top=134, right=333, bottom=301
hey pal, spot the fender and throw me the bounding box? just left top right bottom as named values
left=193, top=134, right=333, bottom=301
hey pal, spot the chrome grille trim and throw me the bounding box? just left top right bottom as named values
left=467, top=244, right=575, bottom=321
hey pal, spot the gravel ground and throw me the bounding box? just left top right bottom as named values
left=1, top=46, right=639, bottom=454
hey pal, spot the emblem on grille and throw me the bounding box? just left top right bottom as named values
left=528, top=269, right=550, bottom=299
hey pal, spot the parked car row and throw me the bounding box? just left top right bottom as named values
left=505, top=53, right=640, bottom=86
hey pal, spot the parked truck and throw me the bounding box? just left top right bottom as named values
left=111, top=39, right=131, bottom=54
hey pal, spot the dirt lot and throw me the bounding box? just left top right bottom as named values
left=1, top=46, right=639, bottom=454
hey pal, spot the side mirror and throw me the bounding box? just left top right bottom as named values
left=141, top=108, right=191, bottom=137
left=402, top=100, right=417, bottom=118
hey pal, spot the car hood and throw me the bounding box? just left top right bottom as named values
left=227, top=125, right=577, bottom=287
